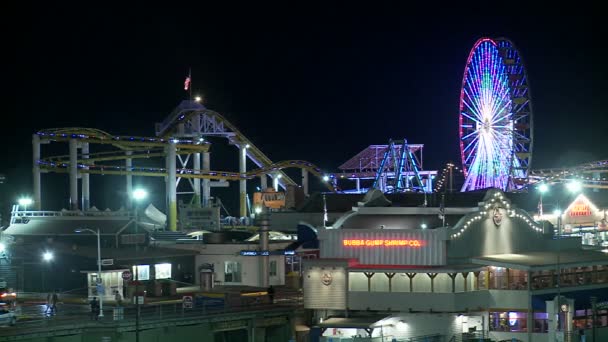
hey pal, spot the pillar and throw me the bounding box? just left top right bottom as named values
left=301, top=169, right=309, bottom=196
left=166, top=143, right=177, bottom=231
left=461, top=272, right=469, bottom=292
left=239, top=145, right=247, bottom=217
left=356, top=178, right=360, bottom=193
left=202, top=152, right=210, bottom=206
left=126, top=151, right=133, bottom=210
left=258, top=210, right=270, bottom=288
left=448, top=273, right=457, bottom=293
left=32, top=134, right=42, bottom=210
left=193, top=152, right=201, bottom=207
left=260, top=174, right=268, bottom=191
left=385, top=273, right=395, bottom=292
left=69, top=139, right=78, bottom=210
left=81, top=142, right=90, bottom=210
left=273, top=173, right=280, bottom=192
left=406, top=273, right=416, bottom=292
left=527, top=271, right=533, bottom=342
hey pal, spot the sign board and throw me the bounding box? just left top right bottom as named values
left=182, top=295, right=193, bottom=309
left=121, top=270, right=133, bottom=281
left=240, top=250, right=269, bottom=256
left=100, top=259, right=114, bottom=266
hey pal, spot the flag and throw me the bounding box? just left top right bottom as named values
left=184, top=75, right=191, bottom=91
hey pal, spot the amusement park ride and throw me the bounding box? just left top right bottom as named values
left=27, top=37, right=608, bottom=233
left=32, top=101, right=334, bottom=231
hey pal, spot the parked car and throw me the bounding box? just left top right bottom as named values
left=0, top=304, right=16, bottom=326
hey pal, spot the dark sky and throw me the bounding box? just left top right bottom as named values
left=3, top=4, right=607, bottom=214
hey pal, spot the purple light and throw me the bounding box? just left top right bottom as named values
left=460, top=38, right=518, bottom=191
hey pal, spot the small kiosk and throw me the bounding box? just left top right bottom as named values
left=82, top=269, right=129, bottom=302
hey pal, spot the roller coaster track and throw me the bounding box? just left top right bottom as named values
left=528, top=159, right=608, bottom=189
left=38, top=159, right=335, bottom=191
left=37, top=128, right=210, bottom=152
left=154, top=101, right=298, bottom=189
left=434, top=160, right=608, bottom=192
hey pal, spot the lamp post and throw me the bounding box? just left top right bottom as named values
left=42, top=251, right=54, bottom=292
left=538, top=183, right=549, bottom=216
left=18, top=197, right=33, bottom=212
left=75, top=228, right=103, bottom=318
left=131, top=188, right=147, bottom=342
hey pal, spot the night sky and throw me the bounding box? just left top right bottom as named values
left=3, top=4, right=607, bottom=216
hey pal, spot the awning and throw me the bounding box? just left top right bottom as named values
left=471, top=250, right=608, bottom=271
left=317, top=315, right=391, bottom=329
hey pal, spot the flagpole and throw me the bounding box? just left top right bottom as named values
left=323, top=194, right=328, bottom=228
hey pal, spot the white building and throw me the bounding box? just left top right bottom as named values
left=304, top=189, right=608, bottom=342
left=172, top=242, right=291, bottom=288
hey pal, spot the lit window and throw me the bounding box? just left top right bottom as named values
left=270, top=260, right=277, bottom=276
left=155, top=263, right=172, bottom=279
left=132, top=265, right=150, bottom=281
left=224, top=261, right=242, bottom=283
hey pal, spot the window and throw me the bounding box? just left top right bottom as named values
left=224, top=261, right=242, bottom=283
left=155, top=263, right=172, bottom=279
left=270, top=260, right=277, bottom=276
left=133, top=265, right=150, bottom=281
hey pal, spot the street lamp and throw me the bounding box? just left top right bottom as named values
left=18, top=197, right=33, bottom=211
left=75, top=228, right=104, bottom=318
left=566, top=180, right=582, bottom=193
left=537, top=184, right=549, bottom=216
left=41, top=251, right=54, bottom=292
left=42, top=251, right=53, bottom=262
left=131, top=188, right=147, bottom=342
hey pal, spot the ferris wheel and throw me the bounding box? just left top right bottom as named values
left=459, top=37, right=533, bottom=192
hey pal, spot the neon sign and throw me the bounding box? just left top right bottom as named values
left=569, top=201, right=591, bottom=217
left=342, top=239, right=424, bottom=247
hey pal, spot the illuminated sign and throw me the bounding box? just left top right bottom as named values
left=342, top=239, right=424, bottom=247
left=569, top=201, right=591, bottom=217
left=239, top=250, right=270, bottom=256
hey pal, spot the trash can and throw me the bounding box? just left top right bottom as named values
left=113, top=307, right=124, bottom=321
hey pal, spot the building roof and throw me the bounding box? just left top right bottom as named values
left=317, top=315, right=392, bottom=329
left=297, top=190, right=608, bottom=214
left=4, top=216, right=134, bottom=236
left=56, top=243, right=199, bottom=261
left=349, top=263, right=483, bottom=273
left=471, top=250, right=608, bottom=270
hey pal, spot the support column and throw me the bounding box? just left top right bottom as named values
left=193, top=152, right=201, bottom=207
left=427, top=273, right=438, bottom=293
left=385, top=273, right=395, bottom=292
left=260, top=174, right=268, bottom=191
left=81, top=142, right=90, bottom=210
left=273, top=173, right=280, bottom=192
left=258, top=210, right=270, bottom=288
left=527, top=271, right=533, bottom=342
left=202, top=152, right=210, bottom=206
left=356, top=178, right=360, bottom=193
left=301, top=169, right=309, bottom=196
left=364, top=272, right=375, bottom=292
left=32, top=134, right=42, bottom=210
left=448, top=273, right=457, bottom=293
left=166, top=143, right=177, bottom=231
left=239, top=145, right=247, bottom=217
left=69, top=139, right=78, bottom=210
left=126, top=151, right=133, bottom=210
left=461, top=272, right=469, bottom=292
left=406, top=273, right=416, bottom=292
